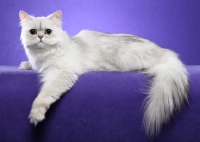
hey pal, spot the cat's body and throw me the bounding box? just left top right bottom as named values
left=24, top=30, right=162, bottom=72
left=19, top=10, right=188, bottom=136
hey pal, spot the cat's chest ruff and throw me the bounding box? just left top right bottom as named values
left=27, top=48, right=60, bottom=71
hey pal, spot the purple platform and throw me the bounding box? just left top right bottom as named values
left=1, top=0, right=200, bottom=141
left=0, top=66, right=200, bottom=142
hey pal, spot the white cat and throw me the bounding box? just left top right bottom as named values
left=19, top=10, right=188, bottom=136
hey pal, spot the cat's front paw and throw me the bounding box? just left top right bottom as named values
left=19, top=61, right=32, bottom=70
left=29, top=106, right=46, bottom=126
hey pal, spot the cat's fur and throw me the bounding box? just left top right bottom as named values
left=19, top=10, right=188, bottom=136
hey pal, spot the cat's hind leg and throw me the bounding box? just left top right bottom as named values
left=29, top=69, right=78, bottom=126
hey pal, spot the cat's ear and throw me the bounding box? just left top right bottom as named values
left=19, top=10, right=32, bottom=22
left=48, top=10, right=62, bottom=26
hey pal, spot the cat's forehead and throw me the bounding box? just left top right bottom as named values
left=26, top=17, right=54, bottom=30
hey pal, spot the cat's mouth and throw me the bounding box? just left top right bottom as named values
left=37, top=40, right=45, bottom=45
left=36, top=41, right=45, bottom=47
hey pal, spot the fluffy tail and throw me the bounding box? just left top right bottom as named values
left=144, top=50, right=189, bottom=136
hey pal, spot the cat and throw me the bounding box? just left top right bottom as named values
left=19, top=10, right=188, bottom=136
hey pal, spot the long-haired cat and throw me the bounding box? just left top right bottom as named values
left=19, top=10, right=188, bottom=136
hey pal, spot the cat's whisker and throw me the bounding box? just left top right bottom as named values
left=14, top=43, right=24, bottom=52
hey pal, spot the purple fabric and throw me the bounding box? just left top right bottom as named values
left=0, top=0, right=200, bottom=65
left=0, top=65, right=200, bottom=142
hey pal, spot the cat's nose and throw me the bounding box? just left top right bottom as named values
left=38, top=36, right=43, bottom=39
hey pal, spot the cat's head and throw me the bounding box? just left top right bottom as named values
left=19, top=10, right=63, bottom=49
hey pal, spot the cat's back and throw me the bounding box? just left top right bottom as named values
left=74, top=30, right=107, bottom=39
left=75, top=30, right=135, bottom=38
left=74, top=30, right=148, bottom=44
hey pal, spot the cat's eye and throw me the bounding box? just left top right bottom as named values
left=45, top=29, right=52, bottom=35
left=29, top=29, right=37, bottom=35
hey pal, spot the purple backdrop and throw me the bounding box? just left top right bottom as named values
left=0, top=0, right=200, bottom=65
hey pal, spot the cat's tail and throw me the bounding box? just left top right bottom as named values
left=143, top=50, right=189, bottom=136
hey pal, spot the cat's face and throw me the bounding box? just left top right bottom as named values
left=19, top=11, right=63, bottom=49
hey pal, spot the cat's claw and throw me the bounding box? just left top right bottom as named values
left=29, top=107, right=46, bottom=126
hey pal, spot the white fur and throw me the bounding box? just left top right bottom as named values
left=19, top=10, right=188, bottom=136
